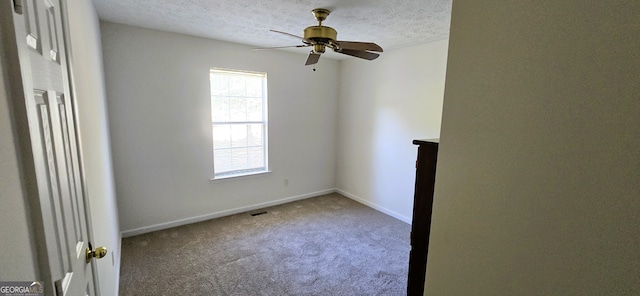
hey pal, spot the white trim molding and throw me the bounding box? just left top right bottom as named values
left=121, top=189, right=335, bottom=237
left=121, top=188, right=411, bottom=237
left=336, top=188, right=412, bottom=224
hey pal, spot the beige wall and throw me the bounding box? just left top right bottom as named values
left=336, top=40, right=449, bottom=222
left=426, top=1, right=640, bottom=295
left=101, top=22, right=340, bottom=235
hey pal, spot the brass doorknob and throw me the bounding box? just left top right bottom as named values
left=86, top=243, right=108, bottom=263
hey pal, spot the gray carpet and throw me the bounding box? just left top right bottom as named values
left=119, top=193, right=411, bottom=295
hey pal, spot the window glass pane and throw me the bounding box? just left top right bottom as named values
left=230, top=124, right=248, bottom=148
left=245, top=76, right=262, bottom=97
left=211, top=96, right=229, bottom=122
left=248, top=147, right=264, bottom=168
left=212, top=125, right=231, bottom=149
left=210, top=75, right=229, bottom=95
left=214, top=149, right=232, bottom=173
left=229, top=76, right=245, bottom=96
left=231, top=148, right=248, bottom=169
left=246, top=98, right=263, bottom=121
left=229, top=97, right=247, bottom=121
left=247, top=124, right=263, bottom=146
left=210, top=68, right=267, bottom=177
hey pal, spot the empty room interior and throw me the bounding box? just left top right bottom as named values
left=1, top=0, right=639, bottom=296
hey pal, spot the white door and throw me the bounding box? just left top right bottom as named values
left=4, top=0, right=100, bottom=295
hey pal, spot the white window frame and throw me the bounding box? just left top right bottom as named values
left=209, top=68, right=269, bottom=180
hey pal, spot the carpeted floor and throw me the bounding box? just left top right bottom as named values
left=119, top=193, right=411, bottom=295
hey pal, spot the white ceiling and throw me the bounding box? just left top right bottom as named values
left=92, top=0, right=451, bottom=59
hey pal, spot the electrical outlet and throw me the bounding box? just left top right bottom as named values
left=284, top=178, right=289, bottom=186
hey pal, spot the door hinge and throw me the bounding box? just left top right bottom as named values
left=13, top=0, right=24, bottom=14
left=54, top=279, right=63, bottom=296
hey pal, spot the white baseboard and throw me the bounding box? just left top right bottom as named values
left=335, top=188, right=412, bottom=224
left=121, top=188, right=411, bottom=237
left=120, top=189, right=335, bottom=237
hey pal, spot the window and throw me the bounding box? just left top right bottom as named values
left=210, top=68, right=268, bottom=179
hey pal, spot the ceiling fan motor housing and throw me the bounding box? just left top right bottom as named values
left=304, top=26, right=337, bottom=42
left=304, top=26, right=337, bottom=53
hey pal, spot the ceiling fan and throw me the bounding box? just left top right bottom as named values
left=263, top=8, right=383, bottom=66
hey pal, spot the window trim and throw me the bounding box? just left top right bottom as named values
left=209, top=170, right=272, bottom=182
left=209, top=68, right=269, bottom=180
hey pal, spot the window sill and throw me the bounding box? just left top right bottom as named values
left=209, top=170, right=272, bottom=183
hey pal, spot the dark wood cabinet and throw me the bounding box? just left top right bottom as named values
left=407, top=139, right=439, bottom=296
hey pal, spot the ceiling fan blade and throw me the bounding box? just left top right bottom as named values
left=270, top=29, right=303, bottom=39
left=334, top=41, right=383, bottom=52
left=335, top=48, right=380, bottom=60
left=251, top=44, right=311, bottom=51
left=305, top=51, right=321, bottom=65
left=270, top=29, right=316, bottom=46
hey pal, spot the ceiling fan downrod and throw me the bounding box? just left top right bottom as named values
left=311, top=8, right=331, bottom=26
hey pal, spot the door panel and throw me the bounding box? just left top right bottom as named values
left=23, top=0, right=42, bottom=53
left=6, top=0, right=96, bottom=295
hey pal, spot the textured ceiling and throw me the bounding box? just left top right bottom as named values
left=92, top=0, right=451, bottom=59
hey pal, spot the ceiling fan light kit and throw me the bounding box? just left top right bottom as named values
left=266, top=8, right=383, bottom=66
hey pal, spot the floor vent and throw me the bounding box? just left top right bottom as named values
left=250, top=211, right=268, bottom=217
